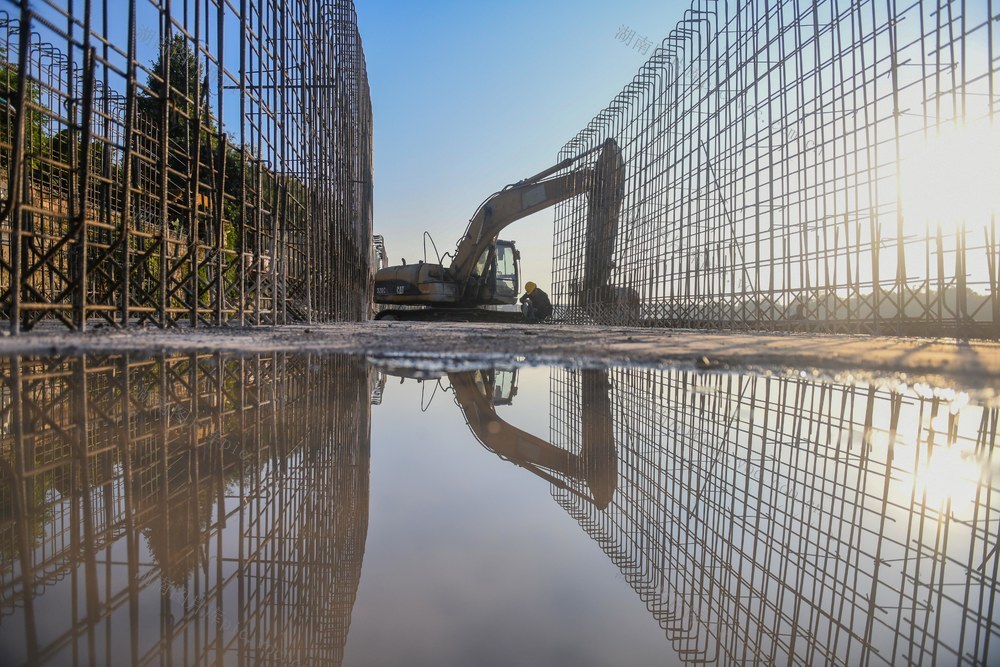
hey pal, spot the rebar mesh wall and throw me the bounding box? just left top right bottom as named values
left=554, top=1, right=999, bottom=337
left=550, top=368, right=999, bottom=665
left=0, top=352, right=371, bottom=665
left=0, top=0, right=372, bottom=333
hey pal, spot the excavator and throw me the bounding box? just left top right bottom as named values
left=376, top=365, right=617, bottom=509
left=373, top=139, right=625, bottom=321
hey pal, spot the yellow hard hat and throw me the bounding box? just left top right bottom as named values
left=524, top=281, right=536, bottom=293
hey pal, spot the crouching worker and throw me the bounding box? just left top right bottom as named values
left=519, top=282, right=552, bottom=323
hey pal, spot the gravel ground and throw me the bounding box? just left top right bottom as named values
left=1, top=321, right=997, bottom=397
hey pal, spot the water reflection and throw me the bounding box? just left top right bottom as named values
left=0, top=354, right=997, bottom=665
left=379, top=367, right=617, bottom=509
left=547, top=369, right=999, bottom=665
left=372, top=365, right=999, bottom=665
left=0, top=353, right=371, bottom=666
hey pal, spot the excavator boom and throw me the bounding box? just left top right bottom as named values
left=375, top=365, right=618, bottom=508
left=449, top=369, right=617, bottom=509
left=447, top=167, right=592, bottom=284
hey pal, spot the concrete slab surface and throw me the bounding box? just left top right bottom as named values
left=1, top=322, right=997, bottom=397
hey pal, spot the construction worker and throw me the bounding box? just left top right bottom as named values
left=519, top=282, right=552, bottom=323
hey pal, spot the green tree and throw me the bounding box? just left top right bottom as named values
left=0, top=47, right=48, bottom=177
left=138, top=36, right=218, bottom=239
left=137, top=35, right=210, bottom=141
left=137, top=36, right=277, bottom=254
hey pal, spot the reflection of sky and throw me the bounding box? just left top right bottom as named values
left=0, top=354, right=996, bottom=665
left=349, top=366, right=673, bottom=666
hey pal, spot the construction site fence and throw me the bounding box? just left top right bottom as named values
left=0, top=0, right=372, bottom=334
left=554, top=0, right=1000, bottom=338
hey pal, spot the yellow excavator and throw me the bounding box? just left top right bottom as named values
left=377, top=365, right=617, bottom=509
left=373, top=139, right=624, bottom=321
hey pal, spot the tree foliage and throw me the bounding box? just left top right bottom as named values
left=137, top=35, right=211, bottom=141
left=0, top=47, right=48, bottom=175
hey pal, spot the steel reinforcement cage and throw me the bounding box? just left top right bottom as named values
left=548, top=367, right=999, bottom=665
left=554, top=1, right=1000, bottom=338
left=0, top=0, right=372, bottom=333
left=0, top=351, right=371, bottom=665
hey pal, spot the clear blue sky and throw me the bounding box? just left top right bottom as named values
left=356, top=1, right=690, bottom=288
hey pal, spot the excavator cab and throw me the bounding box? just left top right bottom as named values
left=472, top=368, right=519, bottom=406
left=492, top=240, right=521, bottom=303
left=470, top=239, right=521, bottom=305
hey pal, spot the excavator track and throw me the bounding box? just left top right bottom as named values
left=373, top=308, right=527, bottom=323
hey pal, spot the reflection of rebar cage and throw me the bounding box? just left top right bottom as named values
left=0, top=0, right=372, bottom=333
left=550, top=368, right=1000, bottom=665
left=0, top=352, right=371, bottom=665
left=555, top=1, right=1000, bottom=338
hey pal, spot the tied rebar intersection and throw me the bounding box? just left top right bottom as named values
left=555, top=1, right=1000, bottom=338
left=550, top=367, right=1000, bottom=665
left=0, top=0, right=372, bottom=333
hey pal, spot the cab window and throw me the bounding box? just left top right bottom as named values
left=495, top=244, right=518, bottom=298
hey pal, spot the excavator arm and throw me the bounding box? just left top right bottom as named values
left=448, top=168, right=591, bottom=284
left=374, top=365, right=618, bottom=508
left=448, top=140, right=619, bottom=287
left=448, top=369, right=617, bottom=509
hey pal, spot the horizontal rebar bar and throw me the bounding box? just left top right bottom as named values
left=555, top=0, right=1000, bottom=339
left=0, top=0, right=373, bottom=333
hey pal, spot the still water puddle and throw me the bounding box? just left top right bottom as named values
left=0, top=352, right=996, bottom=665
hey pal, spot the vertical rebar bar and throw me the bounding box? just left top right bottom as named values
left=0, top=0, right=372, bottom=332
left=555, top=1, right=1000, bottom=339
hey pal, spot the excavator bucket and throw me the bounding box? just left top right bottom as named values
left=580, top=370, right=617, bottom=510
left=581, top=139, right=625, bottom=307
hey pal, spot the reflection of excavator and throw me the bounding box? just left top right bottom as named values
left=379, top=366, right=617, bottom=509
left=373, top=140, right=624, bottom=321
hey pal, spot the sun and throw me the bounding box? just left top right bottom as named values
left=900, top=119, right=1000, bottom=231
left=910, top=442, right=982, bottom=514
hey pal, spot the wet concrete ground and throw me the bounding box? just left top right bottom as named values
left=2, top=322, right=998, bottom=396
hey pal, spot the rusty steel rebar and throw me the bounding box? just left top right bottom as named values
left=555, top=1, right=1000, bottom=338
left=0, top=0, right=372, bottom=332
left=550, top=366, right=1000, bottom=665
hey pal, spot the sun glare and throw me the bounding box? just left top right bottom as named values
left=900, top=120, right=1000, bottom=231
left=911, top=443, right=982, bottom=513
